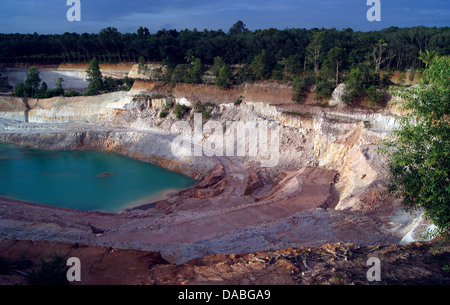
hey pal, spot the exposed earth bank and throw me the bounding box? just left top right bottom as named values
left=0, top=238, right=449, bottom=285
left=0, top=70, right=438, bottom=283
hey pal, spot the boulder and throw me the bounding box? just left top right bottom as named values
left=329, top=83, right=346, bottom=107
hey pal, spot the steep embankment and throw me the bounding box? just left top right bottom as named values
left=0, top=79, right=432, bottom=265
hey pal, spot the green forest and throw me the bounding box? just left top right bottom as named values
left=1, top=22, right=449, bottom=103
left=1, top=22, right=448, bottom=67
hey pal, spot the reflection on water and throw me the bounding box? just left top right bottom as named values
left=0, top=143, right=196, bottom=213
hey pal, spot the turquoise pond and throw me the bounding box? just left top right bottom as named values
left=0, top=143, right=197, bottom=213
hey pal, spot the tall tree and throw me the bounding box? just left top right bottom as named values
left=228, top=20, right=249, bottom=35
left=278, top=54, right=302, bottom=80
left=25, top=66, right=41, bottom=97
left=326, top=47, right=346, bottom=86
left=382, top=55, right=450, bottom=238
left=307, top=31, right=325, bottom=76
left=251, top=50, right=270, bottom=80
left=186, top=57, right=203, bottom=84
left=291, top=75, right=306, bottom=103
left=374, top=39, right=388, bottom=72
left=138, top=56, right=147, bottom=75
left=216, top=65, right=232, bottom=89
left=211, top=56, right=226, bottom=77
left=86, top=57, right=103, bottom=95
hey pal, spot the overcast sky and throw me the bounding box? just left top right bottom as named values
left=0, top=0, right=449, bottom=34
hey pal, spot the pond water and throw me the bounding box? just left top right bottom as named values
left=0, top=143, right=196, bottom=212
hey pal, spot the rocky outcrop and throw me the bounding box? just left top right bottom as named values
left=329, top=83, right=346, bottom=107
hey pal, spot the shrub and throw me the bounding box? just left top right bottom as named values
left=194, top=100, right=213, bottom=119
left=216, top=65, right=232, bottom=89
left=28, top=254, right=69, bottom=285
left=315, top=80, right=335, bottom=100
left=381, top=55, right=450, bottom=239
left=173, top=104, right=191, bottom=119
left=234, top=95, right=243, bottom=106
left=64, top=90, right=81, bottom=97
left=291, top=76, right=307, bottom=103
left=365, top=85, right=384, bottom=106
left=342, top=64, right=388, bottom=105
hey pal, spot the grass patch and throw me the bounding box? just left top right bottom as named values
left=28, top=254, right=69, bottom=285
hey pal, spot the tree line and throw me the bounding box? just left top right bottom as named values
left=2, top=22, right=449, bottom=104
left=1, top=22, right=448, bottom=69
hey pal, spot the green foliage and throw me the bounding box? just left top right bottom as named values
left=63, top=90, right=81, bottom=97
left=321, top=47, right=347, bottom=86
left=235, top=64, right=254, bottom=84
left=316, top=79, right=335, bottom=100
left=25, top=66, right=41, bottom=97
left=186, top=57, right=203, bottom=84
left=122, top=76, right=135, bottom=91
left=55, top=78, right=65, bottom=95
left=173, top=103, right=191, bottom=119
left=229, top=20, right=249, bottom=35
left=211, top=56, right=226, bottom=77
left=251, top=50, right=271, bottom=80
left=381, top=55, right=450, bottom=238
left=278, top=55, right=302, bottom=80
left=159, top=111, right=169, bottom=118
left=12, top=67, right=68, bottom=98
left=216, top=65, right=232, bottom=89
left=85, top=58, right=134, bottom=94
left=2, top=26, right=449, bottom=97
left=365, top=85, right=383, bottom=106
left=35, top=81, right=48, bottom=99
left=102, top=76, right=118, bottom=92
left=342, top=63, right=387, bottom=105
left=13, top=66, right=41, bottom=97
left=0, top=26, right=447, bottom=72
left=138, top=56, right=147, bottom=75
left=291, top=75, right=307, bottom=103
left=172, top=64, right=189, bottom=83
left=28, top=254, right=69, bottom=285
left=193, top=100, right=213, bottom=119
left=86, top=57, right=103, bottom=95
left=234, top=95, right=243, bottom=106
left=307, top=31, right=325, bottom=74
left=164, top=100, right=175, bottom=109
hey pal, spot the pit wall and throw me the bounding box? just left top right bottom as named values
left=0, top=91, right=133, bottom=124
left=0, top=83, right=401, bottom=211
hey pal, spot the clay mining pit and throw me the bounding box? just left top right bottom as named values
left=0, top=64, right=433, bottom=270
